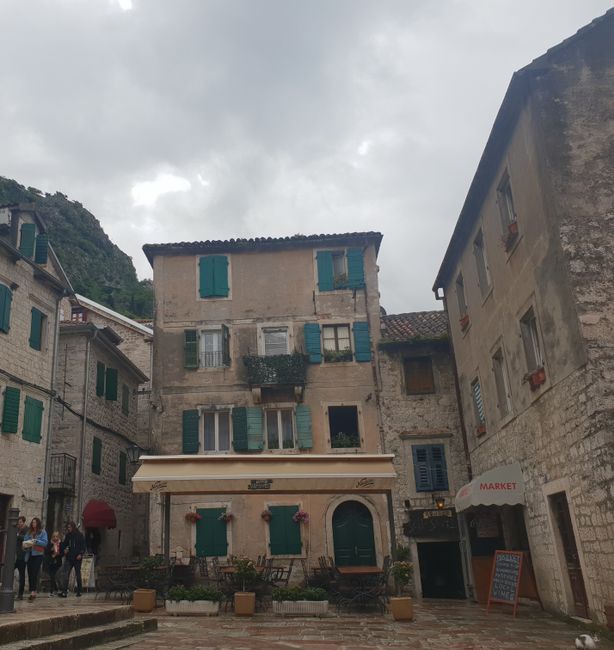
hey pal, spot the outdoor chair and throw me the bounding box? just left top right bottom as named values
left=270, top=559, right=294, bottom=588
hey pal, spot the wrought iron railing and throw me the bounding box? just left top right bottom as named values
left=243, top=353, right=307, bottom=387
left=48, top=453, right=76, bottom=493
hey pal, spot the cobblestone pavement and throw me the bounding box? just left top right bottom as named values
left=117, top=600, right=614, bottom=650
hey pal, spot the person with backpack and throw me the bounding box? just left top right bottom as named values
left=58, top=521, right=86, bottom=598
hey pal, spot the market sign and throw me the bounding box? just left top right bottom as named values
left=455, top=463, right=524, bottom=512
left=403, top=507, right=459, bottom=538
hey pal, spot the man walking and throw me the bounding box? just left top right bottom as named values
left=58, top=521, right=86, bottom=598
left=14, top=515, right=28, bottom=600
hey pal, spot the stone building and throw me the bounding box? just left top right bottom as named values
left=378, top=310, right=468, bottom=598
left=134, top=233, right=397, bottom=569
left=434, top=10, right=614, bottom=624
left=48, top=320, right=148, bottom=561
left=0, top=203, right=71, bottom=547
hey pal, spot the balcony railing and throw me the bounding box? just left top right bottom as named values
left=243, top=353, right=307, bottom=387
left=48, top=453, right=76, bottom=493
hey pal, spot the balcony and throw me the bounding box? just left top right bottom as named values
left=48, top=453, right=76, bottom=493
left=243, top=353, right=307, bottom=401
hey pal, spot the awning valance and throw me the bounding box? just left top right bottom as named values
left=455, top=462, right=524, bottom=513
left=132, top=454, right=396, bottom=494
left=82, top=500, right=117, bottom=529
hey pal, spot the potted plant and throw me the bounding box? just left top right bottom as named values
left=528, top=367, right=546, bottom=390
left=272, top=586, right=329, bottom=617
left=261, top=509, right=273, bottom=522
left=219, top=512, right=234, bottom=524
left=185, top=511, right=201, bottom=523
left=292, top=510, right=309, bottom=524
left=232, top=557, right=259, bottom=616
left=459, top=313, right=470, bottom=332
left=165, top=585, right=223, bottom=616
left=389, top=561, right=414, bottom=621
left=133, top=556, right=164, bottom=612
left=476, top=423, right=487, bottom=436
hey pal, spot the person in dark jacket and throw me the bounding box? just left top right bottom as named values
left=58, top=521, right=86, bottom=597
left=14, top=516, right=28, bottom=600
left=45, top=531, right=63, bottom=596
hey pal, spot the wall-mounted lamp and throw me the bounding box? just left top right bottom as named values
left=403, top=499, right=411, bottom=511
left=433, top=495, right=446, bottom=510
left=126, top=444, right=145, bottom=465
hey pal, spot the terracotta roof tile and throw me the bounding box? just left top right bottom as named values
left=381, top=310, right=448, bottom=343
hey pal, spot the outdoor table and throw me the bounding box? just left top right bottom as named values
left=334, top=567, right=386, bottom=612
left=336, top=566, right=383, bottom=576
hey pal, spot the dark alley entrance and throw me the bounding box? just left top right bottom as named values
left=418, top=541, right=465, bottom=599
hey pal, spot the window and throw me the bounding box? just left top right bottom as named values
left=520, top=308, right=543, bottom=372
left=473, top=230, right=491, bottom=296
left=412, top=445, right=449, bottom=492
left=29, top=308, right=46, bottom=351
left=329, top=405, right=360, bottom=448
left=0, top=284, right=13, bottom=334
left=456, top=273, right=468, bottom=317
left=497, top=171, right=517, bottom=228
left=92, top=437, right=102, bottom=474
left=71, top=307, right=87, bottom=322
left=471, top=378, right=486, bottom=428
left=492, top=348, right=511, bottom=417
left=322, top=324, right=352, bottom=362
left=263, top=327, right=288, bottom=356
left=121, top=384, right=130, bottom=415
left=204, top=410, right=232, bottom=452
left=316, top=249, right=365, bottom=291
left=268, top=505, right=302, bottom=555
left=265, top=408, right=295, bottom=449
left=404, top=357, right=435, bottom=395
left=118, top=451, right=127, bottom=485
left=199, top=255, right=229, bottom=298
left=105, top=367, right=118, bottom=401
left=186, top=327, right=230, bottom=369
left=22, top=396, right=44, bottom=443
left=331, top=251, right=347, bottom=288
left=200, top=329, right=223, bottom=367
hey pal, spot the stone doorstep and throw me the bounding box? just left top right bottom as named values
left=0, top=606, right=134, bottom=645
left=0, top=618, right=157, bottom=650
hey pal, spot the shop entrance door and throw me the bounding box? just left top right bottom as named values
left=550, top=492, right=589, bottom=618
left=332, top=501, right=376, bottom=566
left=418, top=541, right=466, bottom=598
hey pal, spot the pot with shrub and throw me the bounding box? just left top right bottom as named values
left=133, top=556, right=165, bottom=612
left=272, top=586, right=329, bottom=617
left=389, top=560, right=414, bottom=621
left=232, top=557, right=259, bottom=616
left=165, top=585, right=223, bottom=616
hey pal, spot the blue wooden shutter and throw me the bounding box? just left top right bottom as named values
left=316, top=251, right=334, bottom=292
left=430, top=445, right=449, bottom=491
left=269, top=505, right=301, bottom=555
left=182, top=409, right=200, bottom=454
left=412, top=445, right=433, bottom=492
left=19, top=223, right=36, bottom=257
left=105, top=368, right=118, bottom=401
left=184, top=330, right=199, bottom=369
left=0, top=284, right=12, bottom=333
left=246, top=407, right=264, bottom=451
left=232, top=407, right=248, bottom=451
left=303, top=323, right=322, bottom=363
left=92, top=437, right=102, bottom=474
left=295, top=404, right=313, bottom=449
left=213, top=255, right=229, bottom=297
left=34, top=234, right=48, bottom=264
left=352, top=321, right=371, bottom=362
left=29, top=308, right=44, bottom=350
left=119, top=452, right=127, bottom=485
left=199, top=256, right=215, bottom=298
left=346, top=248, right=365, bottom=289
left=22, top=397, right=44, bottom=443
left=2, top=386, right=20, bottom=433
left=95, top=362, right=106, bottom=397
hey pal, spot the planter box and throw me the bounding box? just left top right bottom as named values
left=234, top=591, right=256, bottom=616
left=272, top=600, right=329, bottom=617
left=133, top=588, right=157, bottom=613
left=389, top=596, right=413, bottom=621
left=165, top=599, right=220, bottom=616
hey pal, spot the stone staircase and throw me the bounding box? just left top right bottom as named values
left=0, top=604, right=156, bottom=649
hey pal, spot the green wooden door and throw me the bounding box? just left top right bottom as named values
left=269, top=505, right=302, bottom=556
left=332, top=501, right=376, bottom=566
left=195, top=508, right=228, bottom=557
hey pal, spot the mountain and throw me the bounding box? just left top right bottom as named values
left=0, top=177, right=153, bottom=319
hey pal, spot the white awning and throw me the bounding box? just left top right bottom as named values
left=455, top=462, right=524, bottom=512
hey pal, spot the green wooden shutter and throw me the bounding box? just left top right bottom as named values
left=232, top=407, right=248, bottom=451
left=213, top=255, right=229, bottom=297
left=269, top=506, right=301, bottom=555
left=346, top=248, right=365, bottom=289
left=2, top=386, right=20, bottom=433
left=199, top=256, right=215, bottom=298
left=184, top=330, right=199, bottom=369
left=121, top=384, right=130, bottom=415
left=353, top=321, right=371, bottom=362
left=316, top=251, right=334, bottom=292
left=105, top=368, right=118, bottom=401
left=22, top=396, right=44, bottom=443
left=221, top=324, right=231, bottom=366
left=19, top=223, right=36, bottom=257
left=246, top=407, right=263, bottom=451
left=195, top=508, right=228, bottom=557
left=430, top=445, right=449, bottom=491
left=303, top=323, right=322, bottom=363
left=96, top=362, right=106, bottom=396
left=0, top=284, right=13, bottom=333
left=182, top=409, right=200, bottom=454
left=34, top=234, right=48, bottom=264
left=295, top=404, right=312, bottom=450
left=29, top=308, right=44, bottom=350
left=92, top=437, right=102, bottom=474
left=119, top=452, right=127, bottom=485
left=412, top=445, right=433, bottom=492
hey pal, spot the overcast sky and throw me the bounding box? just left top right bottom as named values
left=1, top=0, right=611, bottom=313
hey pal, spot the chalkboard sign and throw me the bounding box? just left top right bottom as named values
left=487, top=550, right=523, bottom=617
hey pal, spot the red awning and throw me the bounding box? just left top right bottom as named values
left=82, top=500, right=117, bottom=529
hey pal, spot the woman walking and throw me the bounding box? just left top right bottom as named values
left=46, top=531, right=63, bottom=596
left=23, top=517, right=48, bottom=601
left=59, top=521, right=86, bottom=598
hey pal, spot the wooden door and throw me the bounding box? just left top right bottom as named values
left=195, top=508, right=228, bottom=558
left=332, top=501, right=376, bottom=566
left=550, top=493, right=589, bottom=618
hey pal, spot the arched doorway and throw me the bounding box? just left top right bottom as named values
left=332, top=500, right=376, bottom=566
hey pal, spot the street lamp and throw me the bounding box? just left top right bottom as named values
left=433, top=495, right=446, bottom=510
left=126, top=444, right=144, bottom=465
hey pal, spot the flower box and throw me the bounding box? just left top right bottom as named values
left=272, top=600, right=329, bottom=617
left=165, top=599, right=219, bottom=616
left=459, top=314, right=470, bottom=332
left=503, top=221, right=519, bottom=251
left=476, top=424, right=487, bottom=436
left=528, top=367, right=546, bottom=391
